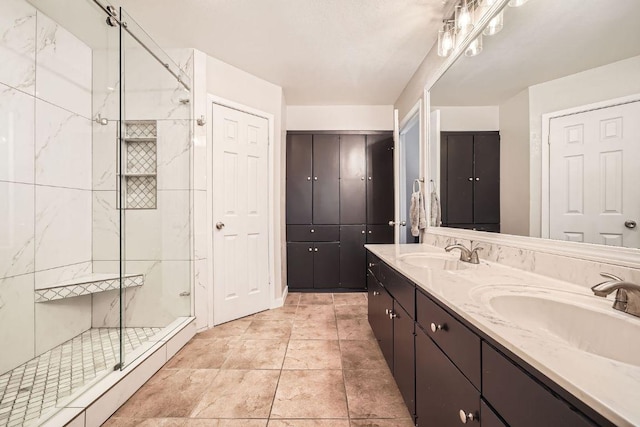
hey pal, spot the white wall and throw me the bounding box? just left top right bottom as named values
left=528, top=55, right=640, bottom=237
left=286, top=105, right=394, bottom=131
left=499, top=89, right=530, bottom=236
left=432, top=106, right=499, bottom=131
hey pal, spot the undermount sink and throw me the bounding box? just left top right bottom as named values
left=472, top=285, right=640, bottom=367
left=397, top=253, right=468, bottom=270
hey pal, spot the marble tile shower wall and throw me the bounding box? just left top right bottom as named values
left=91, top=48, right=195, bottom=330
left=423, top=232, right=640, bottom=288
left=0, top=0, right=93, bottom=374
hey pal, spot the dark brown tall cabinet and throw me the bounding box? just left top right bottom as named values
left=440, top=131, right=500, bottom=232
left=286, top=132, right=394, bottom=291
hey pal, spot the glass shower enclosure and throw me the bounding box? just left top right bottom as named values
left=0, top=0, right=193, bottom=425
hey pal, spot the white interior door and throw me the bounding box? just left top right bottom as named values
left=549, top=101, right=640, bottom=247
left=212, top=103, right=270, bottom=324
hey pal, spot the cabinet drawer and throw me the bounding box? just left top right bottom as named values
left=483, top=342, right=596, bottom=427
left=287, top=225, right=339, bottom=242
left=380, top=263, right=415, bottom=319
left=367, top=252, right=381, bottom=282
left=416, top=290, right=481, bottom=389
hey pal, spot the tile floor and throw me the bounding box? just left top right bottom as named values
left=0, top=327, right=162, bottom=427
left=106, top=293, right=414, bottom=427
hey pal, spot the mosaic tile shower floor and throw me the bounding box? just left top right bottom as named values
left=0, top=327, right=162, bottom=427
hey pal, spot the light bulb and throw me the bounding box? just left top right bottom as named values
left=437, top=23, right=455, bottom=57
left=456, top=1, right=474, bottom=34
left=483, top=10, right=504, bottom=35
left=465, top=35, right=483, bottom=57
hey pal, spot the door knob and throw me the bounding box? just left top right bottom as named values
left=430, top=323, right=444, bottom=333
left=388, top=220, right=407, bottom=227
left=625, top=220, right=637, bottom=229
left=215, top=222, right=225, bottom=230
left=459, top=410, right=477, bottom=424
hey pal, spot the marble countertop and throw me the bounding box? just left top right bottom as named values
left=366, top=243, right=640, bottom=427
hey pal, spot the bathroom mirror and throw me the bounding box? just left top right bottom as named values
left=428, top=0, right=640, bottom=249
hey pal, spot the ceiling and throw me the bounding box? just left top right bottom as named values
left=430, top=0, right=640, bottom=105
left=110, top=0, right=449, bottom=105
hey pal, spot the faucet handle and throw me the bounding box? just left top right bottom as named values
left=600, top=272, right=623, bottom=282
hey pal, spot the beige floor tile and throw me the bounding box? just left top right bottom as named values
left=340, top=340, right=387, bottom=370
left=350, top=419, right=414, bottom=427
left=113, top=369, right=219, bottom=418
left=221, top=339, right=288, bottom=369
left=344, top=369, right=410, bottom=419
left=269, top=420, right=350, bottom=427
left=335, top=304, right=368, bottom=320
left=299, top=293, right=334, bottom=305
left=337, top=318, right=376, bottom=340
left=332, top=293, right=367, bottom=306
left=251, top=305, right=298, bottom=321
left=291, top=320, right=338, bottom=340
left=283, top=340, right=342, bottom=370
left=165, top=338, right=237, bottom=369
left=106, top=420, right=268, bottom=427
left=242, top=320, right=293, bottom=340
left=270, top=370, right=348, bottom=419
left=295, top=305, right=336, bottom=321
left=284, top=293, right=301, bottom=306
left=191, top=370, right=280, bottom=418
left=195, top=320, right=252, bottom=339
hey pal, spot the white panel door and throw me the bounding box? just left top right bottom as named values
left=212, top=103, right=270, bottom=324
left=549, top=101, right=640, bottom=247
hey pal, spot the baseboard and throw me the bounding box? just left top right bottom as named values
left=271, top=285, right=288, bottom=308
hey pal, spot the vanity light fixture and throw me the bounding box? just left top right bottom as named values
left=455, top=0, right=474, bottom=35
left=465, top=34, right=483, bottom=56
left=479, top=0, right=504, bottom=35
left=437, top=21, right=456, bottom=57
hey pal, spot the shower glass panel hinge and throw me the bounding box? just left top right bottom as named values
left=113, top=362, right=122, bottom=371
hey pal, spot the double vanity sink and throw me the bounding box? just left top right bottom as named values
left=367, top=244, right=640, bottom=427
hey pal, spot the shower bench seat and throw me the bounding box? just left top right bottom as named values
left=34, top=273, right=145, bottom=302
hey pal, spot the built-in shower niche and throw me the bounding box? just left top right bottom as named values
left=123, top=121, right=158, bottom=209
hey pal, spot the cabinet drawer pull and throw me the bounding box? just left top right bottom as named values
left=368, top=262, right=376, bottom=267
left=314, top=176, right=318, bottom=181
left=430, top=322, right=445, bottom=333
left=373, top=291, right=380, bottom=296
left=314, top=248, right=318, bottom=252
left=389, top=311, right=397, bottom=319
left=459, top=410, right=477, bottom=424
left=307, top=176, right=311, bottom=181
left=310, top=229, right=315, bottom=233
left=308, top=247, right=312, bottom=252
left=385, top=308, right=391, bottom=315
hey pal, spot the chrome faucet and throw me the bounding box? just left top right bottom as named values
left=591, top=273, right=640, bottom=318
left=445, top=244, right=483, bottom=264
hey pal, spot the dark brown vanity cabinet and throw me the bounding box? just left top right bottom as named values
left=367, top=256, right=416, bottom=420
left=440, top=131, right=500, bottom=232
left=366, top=251, right=613, bottom=427
left=286, top=132, right=394, bottom=291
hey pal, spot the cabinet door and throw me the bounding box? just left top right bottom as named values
left=416, top=327, right=480, bottom=427
left=340, top=135, right=367, bottom=224
left=366, top=224, right=394, bottom=244
left=483, top=342, right=596, bottom=427
left=286, top=134, right=313, bottom=224
left=393, top=302, right=416, bottom=418
left=366, top=134, right=394, bottom=225
left=340, top=225, right=366, bottom=289
left=313, top=242, right=340, bottom=289
left=444, top=133, right=474, bottom=225
left=473, top=133, right=500, bottom=224
left=287, top=242, right=314, bottom=289
left=367, top=276, right=394, bottom=371
left=313, top=135, right=340, bottom=224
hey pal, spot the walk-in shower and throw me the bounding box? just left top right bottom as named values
left=0, top=0, right=195, bottom=424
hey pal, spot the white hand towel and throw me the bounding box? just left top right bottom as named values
left=419, top=190, right=428, bottom=230
left=410, top=190, right=420, bottom=237
left=430, top=186, right=441, bottom=227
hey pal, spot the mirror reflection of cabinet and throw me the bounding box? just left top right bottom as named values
left=441, top=131, right=500, bottom=232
